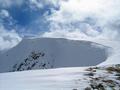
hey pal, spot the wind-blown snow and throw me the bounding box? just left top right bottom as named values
left=94, top=39, right=120, bottom=66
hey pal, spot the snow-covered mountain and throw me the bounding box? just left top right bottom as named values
left=0, top=38, right=109, bottom=73
left=1, top=38, right=120, bottom=90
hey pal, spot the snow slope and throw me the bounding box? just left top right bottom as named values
left=0, top=38, right=109, bottom=73
left=0, top=67, right=87, bottom=90
left=0, top=65, right=120, bottom=90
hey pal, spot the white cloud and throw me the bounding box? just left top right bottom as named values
left=29, top=0, right=44, bottom=9
left=0, top=25, right=22, bottom=51
left=49, top=0, right=120, bottom=25
left=42, top=0, right=120, bottom=41
left=29, top=0, right=59, bottom=10
left=0, top=0, right=24, bottom=7
left=0, top=10, right=9, bottom=18
left=42, top=30, right=89, bottom=40
left=0, top=8, right=22, bottom=51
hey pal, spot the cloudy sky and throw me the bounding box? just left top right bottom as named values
left=0, top=0, right=120, bottom=51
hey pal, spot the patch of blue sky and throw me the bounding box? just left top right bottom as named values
left=0, top=1, right=59, bottom=36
